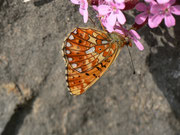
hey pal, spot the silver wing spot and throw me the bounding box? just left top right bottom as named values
left=66, top=42, right=72, bottom=47
left=77, top=68, right=82, bottom=72
left=66, top=50, right=71, bottom=54
left=102, top=40, right=108, bottom=44
left=69, top=35, right=74, bottom=40
left=73, top=29, right=77, bottom=34
left=68, top=58, right=73, bottom=61
left=72, top=63, right=77, bottom=68
left=85, top=47, right=95, bottom=54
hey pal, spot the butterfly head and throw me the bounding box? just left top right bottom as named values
left=110, top=32, right=132, bottom=47
left=124, top=37, right=132, bottom=47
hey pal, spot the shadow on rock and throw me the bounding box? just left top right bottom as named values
left=34, top=0, right=54, bottom=7
left=145, top=17, right=180, bottom=120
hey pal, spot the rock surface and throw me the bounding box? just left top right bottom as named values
left=0, top=0, right=180, bottom=135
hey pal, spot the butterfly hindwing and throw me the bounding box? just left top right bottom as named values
left=62, top=28, right=122, bottom=95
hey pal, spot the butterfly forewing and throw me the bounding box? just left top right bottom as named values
left=62, top=28, right=121, bottom=95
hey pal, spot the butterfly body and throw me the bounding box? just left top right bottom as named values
left=62, top=27, right=131, bottom=95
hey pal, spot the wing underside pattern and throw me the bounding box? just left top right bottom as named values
left=62, top=28, right=122, bottom=95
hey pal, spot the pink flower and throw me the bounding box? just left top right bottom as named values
left=71, top=0, right=88, bottom=23
left=135, top=2, right=153, bottom=25
left=149, top=0, right=180, bottom=28
left=115, top=26, right=144, bottom=50
left=97, top=2, right=126, bottom=28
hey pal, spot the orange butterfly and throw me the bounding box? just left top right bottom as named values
left=62, top=27, right=131, bottom=95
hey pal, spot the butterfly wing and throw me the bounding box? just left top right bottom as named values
left=62, top=28, right=122, bottom=95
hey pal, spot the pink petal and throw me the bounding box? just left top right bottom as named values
left=135, top=12, right=148, bottom=24
left=79, top=0, right=88, bottom=14
left=115, top=29, right=124, bottom=35
left=117, top=2, right=125, bottom=10
left=157, top=0, right=170, bottom=4
left=71, top=0, right=80, bottom=4
left=133, top=39, right=144, bottom=51
left=117, top=10, right=126, bottom=25
left=92, top=5, right=98, bottom=11
left=150, top=4, right=160, bottom=14
left=168, top=0, right=176, bottom=5
left=149, top=1, right=157, bottom=6
left=148, top=14, right=164, bottom=28
left=115, top=0, right=124, bottom=3
left=98, top=5, right=110, bottom=15
left=79, top=8, right=88, bottom=23
left=145, top=0, right=153, bottom=2
left=83, top=9, right=88, bottom=23
left=171, top=5, right=180, bottom=15
left=130, top=30, right=141, bottom=40
left=105, top=0, right=112, bottom=2
left=79, top=7, right=84, bottom=15
left=165, top=14, right=175, bottom=27
left=135, top=2, right=147, bottom=11
left=104, top=22, right=114, bottom=33
left=80, top=0, right=88, bottom=9
left=107, top=12, right=116, bottom=26
left=114, top=25, right=126, bottom=35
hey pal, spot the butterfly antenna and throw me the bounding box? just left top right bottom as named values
left=98, top=17, right=106, bottom=31
left=127, top=46, right=136, bottom=74
left=89, top=16, right=97, bottom=28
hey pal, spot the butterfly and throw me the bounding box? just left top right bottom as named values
left=62, top=27, right=132, bottom=95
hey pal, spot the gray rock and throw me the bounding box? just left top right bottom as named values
left=0, top=0, right=180, bottom=135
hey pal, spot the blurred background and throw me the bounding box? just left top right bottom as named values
left=0, top=0, right=180, bottom=135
